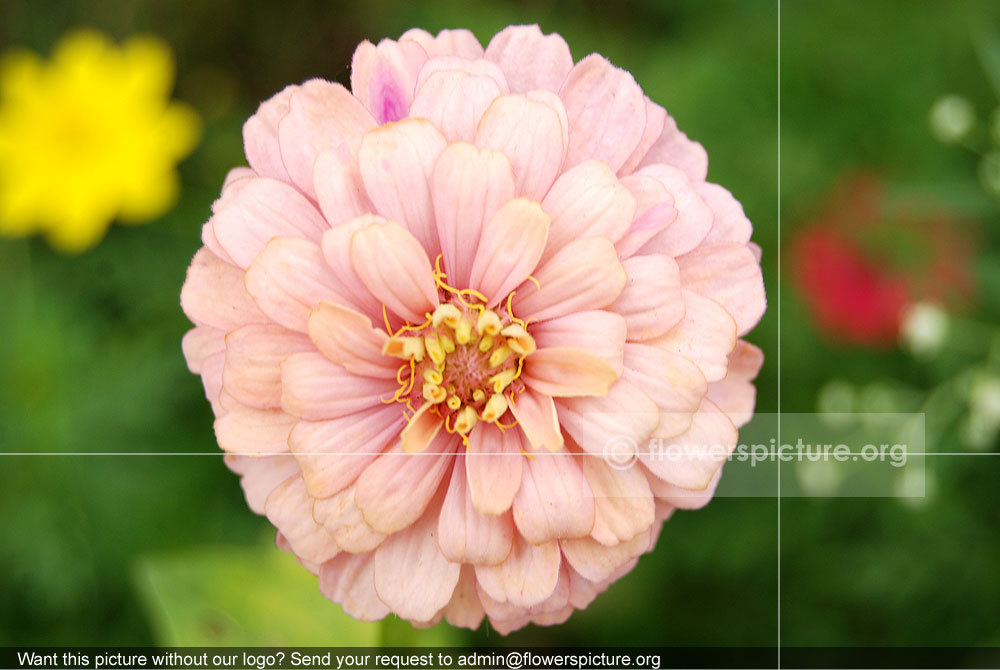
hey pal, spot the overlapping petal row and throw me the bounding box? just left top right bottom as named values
left=181, top=24, right=765, bottom=633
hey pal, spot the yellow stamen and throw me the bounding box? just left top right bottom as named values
left=454, top=316, right=474, bottom=345
left=432, top=303, right=462, bottom=329
left=446, top=395, right=461, bottom=411
left=422, top=368, right=443, bottom=385
left=489, top=345, right=512, bottom=368
left=479, top=393, right=508, bottom=423
left=488, top=368, right=517, bottom=393
left=478, top=334, right=494, bottom=352
left=424, top=334, right=446, bottom=364
left=382, top=304, right=392, bottom=334
left=383, top=336, right=425, bottom=362
left=525, top=275, right=541, bottom=291
left=476, top=309, right=502, bottom=336
left=422, top=383, right=446, bottom=404
left=472, top=389, right=486, bottom=403
left=439, top=334, right=456, bottom=353
left=502, top=324, right=536, bottom=356
left=453, top=406, right=478, bottom=434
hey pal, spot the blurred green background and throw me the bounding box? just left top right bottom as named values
left=1, top=0, right=998, bottom=649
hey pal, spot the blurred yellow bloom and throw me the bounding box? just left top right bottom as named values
left=0, top=30, right=200, bottom=252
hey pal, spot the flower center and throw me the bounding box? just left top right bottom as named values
left=381, top=259, right=536, bottom=439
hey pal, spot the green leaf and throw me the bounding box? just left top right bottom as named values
left=974, top=26, right=1000, bottom=100
left=132, top=544, right=380, bottom=646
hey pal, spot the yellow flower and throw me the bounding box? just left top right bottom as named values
left=0, top=29, right=201, bottom=252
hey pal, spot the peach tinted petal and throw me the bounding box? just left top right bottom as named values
left=357, top=118, right=447, bottom=255
left=583, top=456, right=656, bottom=546
left=641, top=397, right=737, bottom=490
left=181, top=326, right=225, bottom=374
left=432, top=142, right=515, bottom=288
left=350, top=38, right=428, bottom=124
left=610, top=253, right=684, bottom=340
left=438, top=454, right=514, bottom=565
left=313, top=149, right=370, bottom=228
left=512, top=450, right=594, bottom=544
left=242, top=84, right=296, bottom=182
left=400, top=402, right=444, bottom=454
left=508, top=388, right=563, bottom=453
left=319, top=552, right=389, bottom=621
left=350, top=220, right=438, bottom=323
left=540, top=160, right=636, bottom=262
left=677, top=243, right=766, bottom=336
left=647, top=290, right=737, bottom=383
left=640, top=112, right=709, bottom=182
left=619, top=97, right=667, bottom=175
left=312, top=484, right=386, bottom=554
left=698, top=182, right=753, bottom=245
left=264, top=475, right=340, bottom=565
left=530, top=310, right=626, bottom=377
left=616, top=174, right=677, bottom=259
left=444, top=565, right=486, bottom=630
left=560, top=527, right=651, bottom=583
left=181, top=248, right=266, bottom=330
left=647, top=465, right=723, bottom=511
left=410, top=68, right=504, bottom=143
left=373, top=498, right=462, bottom=622
left=222, top=324, right=313, bottom=409
left=468, top=198, right=550, bottom=307
left=635, top=164, right=713, bottom=257
left=485, top=25, right=573, bottom=93
left=212, top=177, right=328, bottom=269
left=278, top=79, right=376, bottom=198
left=475, top=533, right=561, bottom=608
left=225, top=454, right=300, bottom=515
left=214, top=406, right=295, bottom=455
left=559, top=54, right=646, bottom=172
left=624, top=342, right=708, bottom=439
left=707, top=340, right=763, bottom=428
left=307, top=301, right=396, bottom=379
left=556, top=380, right=659, bottom=458
left=320, top=216, right=390, bottom=321
left=522, top=347, right=617, bottom=398
left=512, top=237, right=626, bottom=322
left=476, top=93, right=567, bottom=200
left=288, top=405, right=404, bottom=498
left=244, top=236, right=345, bottom=333
left=466, top=423, right=524, bottom=515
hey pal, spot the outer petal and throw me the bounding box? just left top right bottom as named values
left=409, top=68, right=504, bottom=143
left=350, top=38, right=428, bottom=124
left=357, top=118, right=447, bottom=255
left=556, top=380, right=659, bottom=459
left=468, top=198, right=550, bottom=307
left=402, top=28, right=484, bottom=60
left=214, top=406, right=296, bottom=455
left=281, top=351, right=398, bottom=420
left=529, top=310, right=626, bottom=377
left=484, top=25, right=573, bottom=93
left=559, top=54, right=646, bottom=172
left=222, top=324, right=313, bottom=409
left=313, top=484, right=387, bottom=553
left=243, top=84, right=296, bottom=182
left=512, top=237, right=626, bottom=322
left=634, top=164, right=713, bottom=257
left=264, top=475, right=340, bottom=565
left=616, top=174, right=677, bottom=259
left=624, top=342, right=708, bottom=439
left=466, top=423, right=524, bottom=515
left=540, top=160, right=636, bottom=262
left=319, top=552, right=389, bottom=621
left=639, top=112, right=709, bottom=182
left=698, top=182, right=753, bottom=246
left=512, top=450, right=594, bottom=544
left=522, top=347, right=617, bottom=398
left=583, top=456, right=656, bottom=546
left=560, top=527, right=651, bottom=583
left=475, top=533, right=561, bottom=608
left=641, top=397, right=737, bottom=490
left=647, top=466, right=723, bottom=511
left=350, top=220, right=439, bottom=323
left=307, top=301, right=397, bottom=379
left=677, top=243, right=766, bottom=336
left=182, top=325, right=225, bottom=374
left=438, top=454, right=514, bottom=565
left=507, top=388, right=563, bottom=453
left=444, top=565, right=486, bottom=630
left=181, top=248, right=266, bottom=330
left=244, top=237, right=345, bottom=333
left=706, top=340, right=764, bottom=428
left=646, top=290, right=737, bottom=383
left=225, top=454, right=300, bottom=514
left=277, top=79, right=376, bottom=198
left=432, top=142, right=515, bottom=288
left=619, top=97, right=667, bottom=176
left=609, top=254, right=684, bottom=340
left=314, top=149, right=369, bottom=228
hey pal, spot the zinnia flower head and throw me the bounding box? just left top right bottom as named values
left=182, top=25, right=765, bottom=633
left=0, top=29, right=200, bottom=252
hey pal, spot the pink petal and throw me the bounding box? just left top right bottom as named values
left=646, top=289, right=737, bottom=383
left=444, top=565, right=486, bottom=630
left=373, top=497, right=462, bottom=622
left=512, top=237, right=627, bottom=322
left=438, top=454, right=515, bottom=565
left=244, top=237, right=345, bottom=333
left=623, top=342, right=708, bottom=439
left=181, top=326, right=225, bottom=374
left=409, top=68, right=504, bottom=143
left=415, top=56, right=508, bottom=92
left=556, top=380, right=659, bottom=459
left=180, top=248, right=266, bottom=330
left=530, top=310, right=627, bottom=377
left=320, top=216, right=391, bottom=321
left=609, top=253, right=684, bottom=340
left=307, top=301, right=397, bottom=379
left=522, top=347, right=618, bottom=398
left=432, top=142, right=515, bottom=288
left=313, top=484, right=386, bottom=553
left=507, top=388, right=563, bottom=453
left=540, top=160, right=636, bottom=262
left=400, top=402, right=444, bottom=454
left=616, top=174, right=677, bottom=259
left=199, top=352, right=225, bottom=415
left=646, top=465, right=723, bottom=510
left=706, top=340, right=763, bottom=428
left=485, top=25, right=573, bottom=93
left=277, top=79, right=376, bottom=198
left=475, top=92, right=567, bottom=200
left=225, top=454, right=300, bottom=515
left=634, top=164, right=713, bottom=257
left=350, top=38, right=428, bottom=124
left=639, top=111, right=709, bottom=182
left=559, top=54, right=646, bottom=172
left=222, top=324, right=313, bottom=409
left=242, top=84, right=296, bottom=182
left=560, top=527, right=651, bottom=583
left=357, top=118, right=447, bottom=256
left=355, top=433, right=457, bottom=534
left=466, top=423, right=524, bottom=515
left=319, top=552, right=389, bottom=621
left=402, top=28, right=484, bottom=59
left=618, top=97, right=666, bottom=175
left=475, top=533, right=561, bottom=608
left=212, top=177, right=328, bottom=269
left=288, top=405, right=404, bottom=498
left=214, top=405, right=296, bottom=455
left=512, top=450, right=594, bottom=543
left=468, top=198, right=550, bottom=307
left=264, top=475, right=340, bottom=565
left=677, top=243, right=766, bottom=336
left=640, top=397, right=737, bottom=490
left=350, top=220, right=439, bottom=323
left=314, top=149, right=370, bottom=228
left=583, top=455, right=656, bottom=546
left=698, top=182, right=753, bottom=246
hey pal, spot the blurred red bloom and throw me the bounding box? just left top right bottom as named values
left=789, top=175, right=977, bottom=347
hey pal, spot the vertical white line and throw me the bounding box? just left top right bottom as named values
left=776, top=0, right=783, bottom=667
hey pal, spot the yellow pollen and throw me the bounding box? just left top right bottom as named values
left=454, top=316, right=474, bottom=345
left=422, top=383, right=447, bottom=404
left=478, top=334, right=494, bottom=352
left=383, top=336, right=425, bottom=362
left=488, top=368, right=517, bottom=393
left=446, top=395, right=461, bottom=411
left=489, top=345, right=513, bottom=368
left=424, top=334, right=446, bottom=364
left=480, top=393, right=509, bottom=423
left=453, top=406, right=478, bottom=434
left=472, top=389, right=486, bottom=403
left=422, top=368, right=443, bottom=384
left=432, top=303, right=462, bottom=329
left=439, top=334, right=456, bottom=353
left=502, top=324, right=536, bottom=356
left=476, top=310, right=502, bottom=336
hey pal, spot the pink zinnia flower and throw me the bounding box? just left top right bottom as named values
left=181, top=25, right=765, bottom=633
